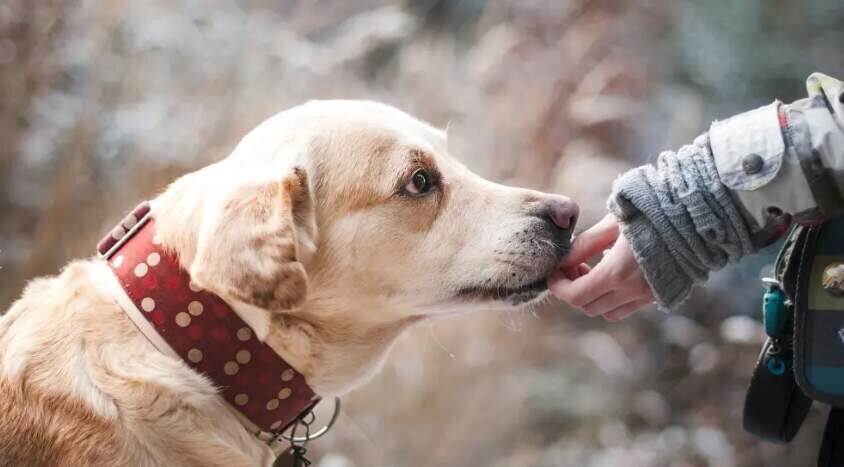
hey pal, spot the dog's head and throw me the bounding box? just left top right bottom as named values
left=154, top=100, right=577, bottom=391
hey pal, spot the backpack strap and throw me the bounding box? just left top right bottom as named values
left=743, top=225, right=813, bottom=442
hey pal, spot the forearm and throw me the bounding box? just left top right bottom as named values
left=610, top=73, right=844, bottom=309
left=608, top=136, right=758, bottom=309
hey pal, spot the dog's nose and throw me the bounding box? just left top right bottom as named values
left=542, top=197, right=579, bottom=231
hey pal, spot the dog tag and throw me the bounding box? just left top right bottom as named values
left=273, top=446, right=311, bottom=467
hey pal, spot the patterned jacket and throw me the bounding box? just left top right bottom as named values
left=713, top=73, right=844, bottom=227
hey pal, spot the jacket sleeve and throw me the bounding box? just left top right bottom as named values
left=608, top=73, right=844, bottom=310
left=710, top=73, right=844, bottom=229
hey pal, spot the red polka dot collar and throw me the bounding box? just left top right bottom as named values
left=97, top=202, right=319, bottom=437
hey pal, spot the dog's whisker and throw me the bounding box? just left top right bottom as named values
left=510, top=309, right=522, bottom=332
left=526, top=301, right=541, bottom=319
left=427, top=324, right=456, bottom=359
left=494, top=308, right=521, bottom=333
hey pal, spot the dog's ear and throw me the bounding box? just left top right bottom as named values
left=190, top=167, right=316, bottom=312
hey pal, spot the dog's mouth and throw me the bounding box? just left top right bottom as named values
left=454, top=234, right=570, bottom=306
left=455, top=277, right=549, bottom=305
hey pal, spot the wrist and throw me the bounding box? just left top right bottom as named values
left=615, top=213, right=693, bottom=310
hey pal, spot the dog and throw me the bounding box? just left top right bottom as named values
left=0, top=100, right=578, bottom=466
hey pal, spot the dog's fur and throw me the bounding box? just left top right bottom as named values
left=0, top=101, right=575, bottom=466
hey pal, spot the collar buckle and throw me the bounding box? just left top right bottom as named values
left=274, top=397, right=341, bottom=444
left=272, top=398, right=341, bottom=465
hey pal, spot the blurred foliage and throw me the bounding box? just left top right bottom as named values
left=1, top=1, right=842, bottom=466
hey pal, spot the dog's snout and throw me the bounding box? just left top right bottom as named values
left=542, top=197, right=579, bottom=231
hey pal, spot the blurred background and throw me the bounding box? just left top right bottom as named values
left=1, top=1, right=843, bottom=466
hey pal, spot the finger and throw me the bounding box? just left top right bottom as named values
left=561, top=263, right=591, bottom=280
left=580, top=291, right=632, bottom=317
left=602, top=299, right=656, bottom=322
left=576, top=263, right=591, bottom=276
left=548, top=267, right=612, bottom=307
left=562, top=214, right=620, bottom=267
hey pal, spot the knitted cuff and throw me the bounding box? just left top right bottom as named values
left=616, top=212, right=695, bottom=309
left=607, top=136, right=757, bottom=310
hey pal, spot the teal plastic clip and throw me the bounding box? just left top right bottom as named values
left=761, top=278, right=788, bottom=339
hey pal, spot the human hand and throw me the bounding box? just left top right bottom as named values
left=547, top=214, right=655, bottom=321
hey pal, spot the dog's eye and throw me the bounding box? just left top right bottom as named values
left=403, top=169, right=434, bottom=196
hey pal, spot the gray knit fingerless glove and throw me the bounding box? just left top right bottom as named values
left=608, top=135, right=759, bottom=309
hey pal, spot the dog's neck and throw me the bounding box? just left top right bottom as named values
left=196, top=288, right=421, bottom=396
left=152, top=180, right=420, bottom=397
left=263, top=301, right=421, bottom=396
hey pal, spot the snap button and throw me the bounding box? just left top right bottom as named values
left=766, top=206, right=783, bottom=217
left=823, top=263, right=844, bottom=297
left=742, top=154, right=764, bottom=175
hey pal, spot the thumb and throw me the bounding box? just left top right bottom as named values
left=562, top=213, right=620, bottom=267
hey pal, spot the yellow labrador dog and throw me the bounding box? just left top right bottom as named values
left=0, top=101, right=577, bottom=466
